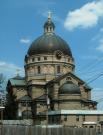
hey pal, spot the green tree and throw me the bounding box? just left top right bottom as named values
left=0, top=73, right=6, bottom=89
left=4, top=93, right=18, bottom=119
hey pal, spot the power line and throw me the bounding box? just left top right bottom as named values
left=84, top=72, right=103, bottom=85
left=96, top=98, right=103, bottom=103
left=84, top=71, right=103, bottom=82
left=77, top=57, right=103, bottom=75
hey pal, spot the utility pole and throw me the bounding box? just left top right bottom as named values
left=46, top=87, right=48, bottom=126
left=0, top=106, right=5, bottom=124
left=46, top=87, right=50, bottom=126
left=0, top=106, right=5, bottom=135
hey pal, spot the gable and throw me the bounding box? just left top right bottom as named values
left=8, top=78, right=26, bottom=86
left=46, top=72, right=85, bottom=86
left=46, top=72, right=92, bottom=91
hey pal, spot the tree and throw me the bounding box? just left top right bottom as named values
left=0, top=73, right=6, bottom=89
left=4, top=93, right=18, bottom=119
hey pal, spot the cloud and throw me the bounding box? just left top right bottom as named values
left=20, top=38, right=30, bottom=44
left=0, top=61, right=24, bottom=78
left=64, top=0, right=103, bottom=31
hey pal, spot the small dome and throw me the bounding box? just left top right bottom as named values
left=28, top=34, right=72, bottom=57
left=44, top=20, right=55, bottom=29
left=59, top=81, right=80, bottom=94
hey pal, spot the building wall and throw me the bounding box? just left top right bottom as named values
left=12, top=87, right=27, bottom=100
left=30, top=86, right=45, bottom=99
left=18, top=103, right=31, bottom=113
left=25, top=54, right=74, bottom=82
left=37, top=103, right=47, bottom=113
left=59, top=101, right=81, bottom=110
left=59, top=114, right=103, bottom=132
left=58, top=94, right=81, bottom=109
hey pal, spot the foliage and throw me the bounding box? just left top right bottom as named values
left=4, top=93, right=18, bottom=120
left=0, top=73, right=6, bottom=89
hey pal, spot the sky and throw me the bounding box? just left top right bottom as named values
left=0, top=0, right=103, bottom=109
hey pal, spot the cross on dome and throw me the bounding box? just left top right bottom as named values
left=43, top=11, right=55, bottom=34
left=16, top=69, right=20, bottom=76
left=48, top=11, right=52, bottom=19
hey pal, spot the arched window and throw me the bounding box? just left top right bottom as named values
left=37, top=66, right=41, bottom=74
left=50, top=27, right=52, bottom=31
left=32, top=58, right=34, bottom=62
left=47, top=27, right=48, bottom=32
left=57, top=65, right=60, bottom=74
left=37, top=57, right=40, bottom=61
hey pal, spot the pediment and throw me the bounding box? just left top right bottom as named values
left=47, top=72, right=85, bottom=86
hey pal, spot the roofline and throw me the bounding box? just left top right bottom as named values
left=46, top=72, right=85, bottom=86
left=38, top=110, right=103, bottom=115
left=81, top=99, right=97, bottom=104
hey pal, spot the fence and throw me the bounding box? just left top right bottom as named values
left=0, top=125, right=96, bottom=135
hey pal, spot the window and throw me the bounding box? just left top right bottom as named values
left=48, top=116, right=60, bottom=124
left=83, top=115, right=85, bottom=121
left=47, top=27, right=48, bottom=31
left=21, top=102, right=26, bottom=106
left=64, top=115, right=67, bottom=121
left=27, top=102, right=31, bottom=106
left=68, top=58, right=70, bottom=62
left=97, top=126, right=101, bottom=133
left=89, top=126, right=93, bottom=128
left=44, top=56, right=47, bottom=60
left=37, top=57, right=40, bottom=61
left=21, top=102, right=31, bottom=107
left=50, top=27, right=52, bottom=31
left=57, top=65, right=60, bottom=73
left=37, top=66, right=41, bottom=74
left=32, top=58, right=34, bottom=62
left=97, top=115, right=100, bottom=121
left=66, top=76, right=71, bottom=81
left=76, top=115, right=79, bottom=121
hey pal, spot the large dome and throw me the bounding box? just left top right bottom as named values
left=28, top=34, right=72, bottom=56
left=59, top=81, right=80, bottom=94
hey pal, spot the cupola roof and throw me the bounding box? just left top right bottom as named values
left=59, top=81, right=80, bottom=94
left=27, top=12, right=73, bottom=57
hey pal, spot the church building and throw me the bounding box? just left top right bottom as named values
left=6, top=13, right=103, bottom=131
